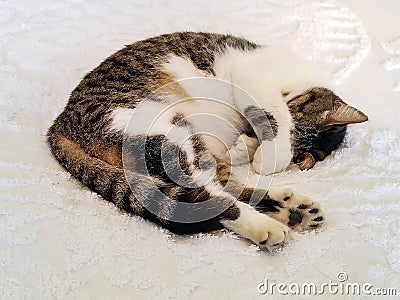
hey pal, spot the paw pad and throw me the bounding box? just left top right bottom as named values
left=298, top=204, right=310, bottom=209
left=288, top=210, right=303, bottom=226
left=264, top=190, right=325, bottom=232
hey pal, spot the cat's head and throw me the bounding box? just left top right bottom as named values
left=287, top=87, right=368, bottom=170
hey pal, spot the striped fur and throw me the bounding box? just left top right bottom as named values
left=48, top=32, right=368, bottom=249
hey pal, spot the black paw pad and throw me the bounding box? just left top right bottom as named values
left=298, top=204, right=309, bottom=209
left=283, top=196, right=291, bottom=201
left=309, top=208, right=319, bottom=214
left=288, top=210, right=303, bottom=226
left=259, top=240, right=267, bottom=245
left=312, top=216, right=323, bottom=222
left=310, top=224, right=320, bottom=228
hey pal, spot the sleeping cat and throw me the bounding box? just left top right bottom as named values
left=48, top=32, right=368, bottom=249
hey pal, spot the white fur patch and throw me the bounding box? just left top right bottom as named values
left=220, top=201, right=289, bottom=248
left=109, top=108, right=135, bottom=132
left=252, top=139, right=292, bottom=175
left=162, top=55, right=235, bottom=107
left=169, top=128, right=195, bottom=165
left=214, top=47, right=314, bottom=173
left=162, top=54, right=207, bottom=80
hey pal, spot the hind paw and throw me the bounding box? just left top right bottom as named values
left=266, top=188, right=325, bottom=231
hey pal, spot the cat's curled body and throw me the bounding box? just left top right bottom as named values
left=48, top=32, right=367, bottom=249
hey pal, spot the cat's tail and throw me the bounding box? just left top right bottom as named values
left=47, top=123, right=186, bottom=222
left=46, top=125, right=236, bottom=234
left=46, top=124, right=291, bottom=248
left=47, top=127, right=138, bottom=212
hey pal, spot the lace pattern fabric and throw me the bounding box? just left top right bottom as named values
left=1, top=0, right=399, bottom=298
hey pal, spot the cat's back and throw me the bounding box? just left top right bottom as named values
left=69, top=32, right=257, bottom=103
left=50, top=32, right=257, bottom=146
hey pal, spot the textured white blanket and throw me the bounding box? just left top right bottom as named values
left=1, top=0, right=399, bottom=299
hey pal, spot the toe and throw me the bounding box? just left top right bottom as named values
left=267, top=229, right=286, bottom=246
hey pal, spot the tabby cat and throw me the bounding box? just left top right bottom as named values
left=48, top=32, right=368, bottom=249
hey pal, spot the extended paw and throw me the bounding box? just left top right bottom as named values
left=245, top=215, right=289, bottom=250
left=266, top=188, right=325, bottom=231
left=221, top=202, right=289, bottom=250
left=254, top=216, right=289, bottom=250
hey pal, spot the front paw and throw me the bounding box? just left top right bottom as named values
left=252, top=142, right=275, bottom=175
left=252, top=141, right=291, bottom=175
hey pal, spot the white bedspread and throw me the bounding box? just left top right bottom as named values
left=1, top=0, right=399, bottom=299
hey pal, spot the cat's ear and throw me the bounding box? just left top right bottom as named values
left=321, top=100, right=368, bottom=128
left=286, top=93, right=312, bottom=108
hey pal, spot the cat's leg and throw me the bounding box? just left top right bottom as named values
left=113, top=105, right=289, bottom=249
left=230, top=80, right=293, bottom=175
left=236, top=105, right=284, bottom=174
left=251, top=139, right=291, bottom=175
left=234, top=186, right=325, bottom=232
left=124, top=134, right=289, bottom=249
left=219, top=201, right=289, bottom=249
left=231, top=102, right=292, bottom=175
